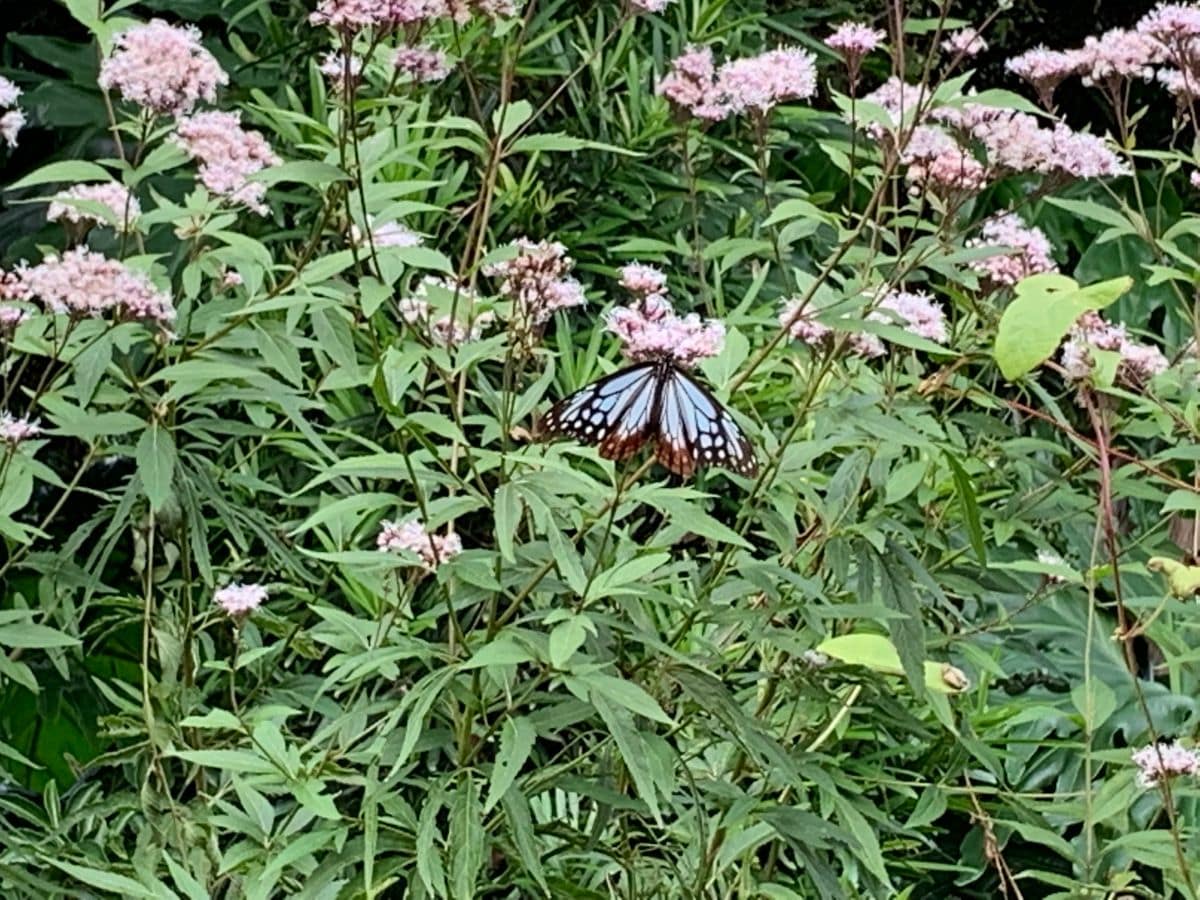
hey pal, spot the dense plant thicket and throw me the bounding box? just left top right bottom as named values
left=4, top=0, right=1200, bottom=896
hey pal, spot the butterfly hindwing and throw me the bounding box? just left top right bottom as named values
left=654, top=366, right=757, bottom=477
left=536, top=362, right=660, bottom=461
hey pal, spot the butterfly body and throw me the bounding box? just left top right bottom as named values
left=536, top=360, right=757, bottom=477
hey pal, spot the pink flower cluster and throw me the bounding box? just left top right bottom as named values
left=0, top=77, right=19, bottom=108
left=377, top=518, right=463, bottom=568
left=393, top=45, right=452, bottom=83
left=605, top=298, right=725, bottom=367
left=18, top=248, right=175, bottom=328
left=1156, top=68, right=1200, bottom=101
left=781, top=289, right=948, bottom=360
left=1060, top=311, right=1168, bottom=385
left=1005, top=47, right=1080, bottom=108
left=173, top=111, right=280, bottom=215
left=1140, top=4, right=1200, bottom=102
left=47, top=182, right=141, bottom=232
left=657, top=47, right=727, bottom=120
left=942, top=104, right=1129, bottom=180
left=873, top=288, right=949, bottom=343
left=618, top=263, right=668, bottom=301
left=351, top=218, right=423, bottom=248
left=0, top=75, right=23, bottom=149
left=967, top=213, right=1058, bottom=286
left=398, top=277, right=494, bottom=347
left=0, top=304, right=30, bottom=332
left=826, top=22, right=885, bottom=66
left=1077, top=28, right=1163, bottom=87
left=214, top=582, right=267, bottom=618
left=311, top=0, right=441, bottom=29
left=904, top=139, right=988, bottom=196
left=657, top=45, right=817, bottom=120
left=630, top=0, right=673, bottom=13
left=310, top=0, right=513, bottom=31
left=485, top=239, right=587, bottom=326
left=319, top=51, right=364, bottom=90
left=0, top=269, right=29, bottom=307
left=1138, top=1, right=1200, bottom=41
left=99, top=20, right=228, bottom=116
left=0, top=413, right=41, bottom=446
left=1006, top=6, right=1200, bottom=109
left=606, top=263, right=724, bottom=367
left=779, top=298, right=832, bottom=345
left=717, top=48, right=818, bottom=116
left=860, top=84, right=987, bottom=195
left=1132, top=740, right=1200, bottom=788
left=942, top=28, right=988, bottom=59
left=453, top=0, right=516, bottom=20
left=861, top=76, right=1128, bottom=185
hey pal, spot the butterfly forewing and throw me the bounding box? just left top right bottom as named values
left=536, top=362, right=659, bottom=461
left=655, top=371, right=697, bottom=476
left=655, top=367, right=757, bottom=477
left=537, top=361, right=756, bottom=477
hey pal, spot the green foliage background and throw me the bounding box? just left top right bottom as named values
left=2, top=0, right=1200, bottom=898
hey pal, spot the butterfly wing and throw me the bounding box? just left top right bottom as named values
left=536, top=362, right=661, bottom=462
left=654, top=366, right=757, bottom=477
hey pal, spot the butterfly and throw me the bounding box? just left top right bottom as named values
left=535, top=360, right=757, bottom=477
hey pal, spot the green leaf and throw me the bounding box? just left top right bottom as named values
left=178, top=709, right=242, bottom=730
left=416, top=790, right=447, bottom=896
left=944, top=451, right=986, bottom=564
left=493, top=100, right=533, bottom=141
left=578, top=671, right=673, bottom=724
left=484, top=716, right=536, bottom=814
left=1046, top=196, right=1139, bottom=234
left=1071, top=679, right=1117, bottom=729
left=507, top=132, right=640, bottom=156
left=0, top=738, right=41, bottom=769
left=461, top=635, right=533, bottom=669
left=885, top=459, right=927, bottom=505
left=360, top=276, right=391, bottom=318
left=831, top=796, right=893, bottom=889
left=44, top=404, right=144, bottom=441
left=591, top=695, right=661, bottom=821
left=586, top=552, right=670, bottom=600
left=818, top=633, right=961, bottom=696
left=249, top=160, right=349, bottom=186
left=501, top=790, right=549, bottom=893
left=395, top=667, right=457, bottom=769
left=387, top=245, right=454, bottom=273
left=817, top=633, right=906, bottom=674
left=548, top=614, right=590, bottom=669
left=63, top=0, right=103, bottom=32
left=163, top=854, right=209, bottom=900
left=1162, top=491, right=1200, bottom=514
left=46, top=862, right=163, bottom=899
left=993, top=274, right=1131, bottom=380
left=169, top=749, right=278, bottom=774
left=548, top=527, right=588, bottom=596
left=698, top=326, right=749, bottom=389
left=6, top=161, right=114, bottom=191
left=449, top=775, right=485, bottom=900
left=762, top=197, right=835, bottom=230
left=493, top=482, right=520, bottom=564
left=878, top=555, right=928, bottom=701
left=136, top=423, right=177, bottom=512
left=0, top=623, right=79, bottom=649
